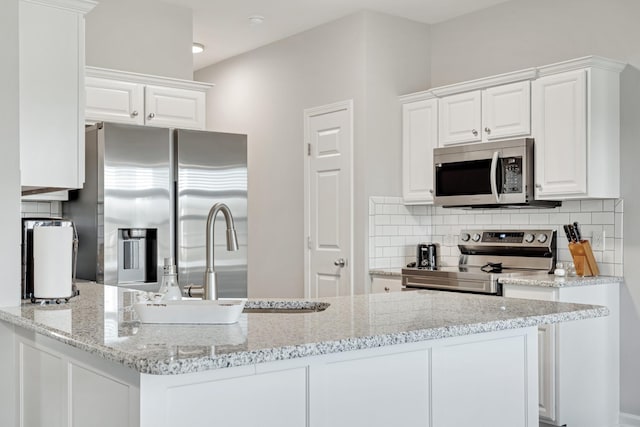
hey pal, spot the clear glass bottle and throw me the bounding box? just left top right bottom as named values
left=159, top=258, right=182, bottom=301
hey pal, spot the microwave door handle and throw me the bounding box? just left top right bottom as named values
left=490, top=151, right=500, bottom=203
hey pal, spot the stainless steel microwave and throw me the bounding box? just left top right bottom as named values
left=433, top=138, right=559, bottom=208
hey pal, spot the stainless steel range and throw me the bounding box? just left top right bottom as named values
left=402, top=229, right=557, bottom=295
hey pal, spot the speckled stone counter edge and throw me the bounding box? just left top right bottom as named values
left=0, top=303, right=608, bottom=376
left=499, top=275, right=623, bottom=288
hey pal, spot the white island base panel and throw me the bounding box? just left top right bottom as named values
left=1, top=323, right=538, bottom=427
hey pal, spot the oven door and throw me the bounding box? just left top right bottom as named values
left=401, top=270, right=501, bottom=295
left=433, top=139, right=531, bottom=207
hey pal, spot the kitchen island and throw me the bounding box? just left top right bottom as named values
left=0, top=283, right=608, bottom=427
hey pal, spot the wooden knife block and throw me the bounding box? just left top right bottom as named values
left=568, top=241, right=599, bottom=276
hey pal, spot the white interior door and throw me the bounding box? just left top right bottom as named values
left=304, top=101, right=353, bottom=298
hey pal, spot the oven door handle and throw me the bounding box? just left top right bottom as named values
left=490, top=151, right=500, bottom=203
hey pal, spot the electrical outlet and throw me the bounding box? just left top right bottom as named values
left=591, top=230, right=605, bottom=251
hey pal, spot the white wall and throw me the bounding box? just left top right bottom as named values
left=85, top=0, right=193, bottom=80
left=430, top=0, right=640, bottom=416
left=360, top=13, right=431, bottom=289
left=0, top=0, right=22, bottom=308
left=195, top=11, right=430, bottom=298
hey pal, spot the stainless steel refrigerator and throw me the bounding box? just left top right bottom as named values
left=64, top=122, right=247, bottom=298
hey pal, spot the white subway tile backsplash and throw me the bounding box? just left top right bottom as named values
left=382, top=205, right=398, bottom=215
left=21, top=201, right=62, bottom=218
left=615, top=213, right=623, bottom=237
left=510, top=213, right=529, bottom=225
left=581, top=200, right=603, bottom=212
left=549, top=213, right=571, bottom=224
left=375, top=215, right=390, bottom=225
left=529, top=213, right=550, bottom=224
left=592, top=212, right=614, bottom=224
left=369, top=197, right=624, bottom=275
left=603, top=200, right=614, bottom=211
left=443, top=215, right=459, bottom=225
left=559, top=200, right=581, bottom=212
left=474, top=214, right=492, bottom=225
left=569, top=212, right=591, bottom=224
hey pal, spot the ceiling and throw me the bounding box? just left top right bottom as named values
left=161, top=0, right=513, bottom=71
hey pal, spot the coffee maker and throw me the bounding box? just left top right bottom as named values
left=416, top=243, right=438, bottom=270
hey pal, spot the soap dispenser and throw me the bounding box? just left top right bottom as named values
left=159, top=257, right=182, bottom=301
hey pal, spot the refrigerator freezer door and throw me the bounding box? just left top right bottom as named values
left=175, top=129, right=247, bottom=298
left=101, top=123, right=173, bottom=285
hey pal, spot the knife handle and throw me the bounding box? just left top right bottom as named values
left=567, top=224, right=579, bottom=243
left=563, top=224, right=574, bottom=242
left=573, top=221, right=582, bottom=241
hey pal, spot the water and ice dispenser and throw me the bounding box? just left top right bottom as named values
left=117, top=228, right=158, bottom=284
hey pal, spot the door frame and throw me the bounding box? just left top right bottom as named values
left=303, top=99, right=354, bottom=298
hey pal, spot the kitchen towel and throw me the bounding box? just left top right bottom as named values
left=33, top=226, right=73, bottom=299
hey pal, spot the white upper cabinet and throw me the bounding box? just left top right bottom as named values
left=401, top=94, right=438, bottom=204
left=482, top=81, right=531, bottom=140
left=438, top=81, right=531, bottom=146
left=532, top=57, right=624, bottom=199
left=438, top=90, right=482, bottom=145
left=86, top=77, right=145, bottom=125
left=144, top=85, right=206, bottom=129
left=85, top=67, right=212, bottom=130
left=19, top=0, right=96, bottom=194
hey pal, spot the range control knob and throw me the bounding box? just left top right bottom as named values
left=472, top=233, right=481, bottom=242
left=460, top=233, right=471, bottom=242
left=524, top=233, right=535, bottom=243
left=537, top=233, right=548, bottom=243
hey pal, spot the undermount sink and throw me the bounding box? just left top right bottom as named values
left=243, top=301, right=330, bottom=314
left=133, top=299, right=246, bottom=324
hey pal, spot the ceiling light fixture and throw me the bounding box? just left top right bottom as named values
left=192, top=43, right=205, bottom=54
left=248, top=15, right=265, bottom=25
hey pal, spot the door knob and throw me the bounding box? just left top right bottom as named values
left=334, top=258, right=346, bottom=268
left=131, top=110, right=139, bottom=117
left=472, top=129, right=478, bottom=136
left=148, top=112, right=155, bottom=120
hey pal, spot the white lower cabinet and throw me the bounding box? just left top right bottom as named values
left=1, top=322, right=538, bottom=427
left=85, top=67, right=212, bottom=130
left=503, top=282, right=620, bottom=427
left=370, top=274, right=403, bottom=293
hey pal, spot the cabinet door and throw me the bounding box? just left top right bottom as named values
left=532, top=70, right=587, bottom=198
left=20, top=342, right=67, bottom=427
left=538, top=324, right=557, bottom=422
left=85, top=77, right=144, bottom=125
left=370, top=276, right=402, bottom=293
left=19, top=0, right=84, bottom=190
left=482, top=81, right=531, bottom=140
left=503, top=285, right=558, bottom=423
left=402, top=98, right=437, bottom=204
left=318, top=350, right=430, bottom=427
left=144, top=85, right=206, bottom=130
left=438, top=90, right=482, bottom=145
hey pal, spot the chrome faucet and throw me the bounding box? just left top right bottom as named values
left=204, top=202, right=239, bottom=300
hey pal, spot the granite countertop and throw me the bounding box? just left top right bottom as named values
left=0, top=282, right=607, bottom=376
left=499, top=272, right=623, bottom=288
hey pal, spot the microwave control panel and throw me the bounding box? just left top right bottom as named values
left=502, top=157, right=523, bottom=193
